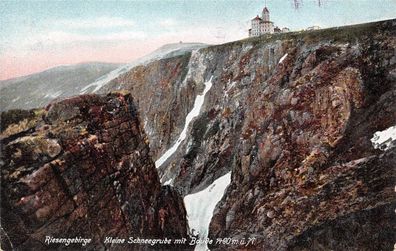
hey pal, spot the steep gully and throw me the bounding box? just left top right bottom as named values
left=153, top=74, right=232, bottom=251
left=153, top=52, right=292, bottom=251
left=99, top=47, right=236, bottom=249
left=151, top=73, right=230, bottom=251
left=155, top=76, right=214, bottom=170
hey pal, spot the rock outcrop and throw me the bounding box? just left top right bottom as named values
left=206, top=20, right=396, bottom=250
left=96, top=20, right=395, bottom=250
left=0, top=93, right=189, bottom=250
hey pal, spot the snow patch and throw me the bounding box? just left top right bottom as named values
left=44, top=91, right=62, bottom=99
left=12, top=96, right=20, bottom=102
left=278, top=53, right=288, bottom=64
left=182, top=50, right=209, bottom=88
left=242, top=44, right=253, bottom=52
left=226, top=81, right=237, bottom=92
left=163, top=178, right=173, bottom=186
left=184, top=172, right=231, bottom=251
left=0, top=226, right=14, bottom=250
left=371, top=125, right=396, bottom=151
left=80, top=65, right=129, bottom=93
left=155, top=76, right=213, bottom=168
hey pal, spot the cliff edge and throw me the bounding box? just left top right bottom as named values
left=0, top=93, right=189, bottom=250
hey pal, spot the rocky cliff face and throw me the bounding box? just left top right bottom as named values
left=1, top=19, right=395, bottom=251
left=100, top=53, right=198, bottom=160
left=0, top=93, right=188, bottom=250
left=96, top=20, right=396, bottom=250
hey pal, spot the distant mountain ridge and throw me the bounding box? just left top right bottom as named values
left=0, top=62, right=122, bottom=86
left=0, top=62, right=121, bottom=111
left=0, top=43, right=208, bottom=112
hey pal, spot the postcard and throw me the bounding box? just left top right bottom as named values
left=1, top=0, right=395, bottom=250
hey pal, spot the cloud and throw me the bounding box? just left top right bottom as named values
left=55, top=17, right=136, bottom=29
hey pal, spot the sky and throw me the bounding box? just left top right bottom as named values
left=1, top=0, right=395, bottom=80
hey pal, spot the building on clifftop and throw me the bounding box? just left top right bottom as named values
left=248, top=6, right=289, bottom=37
